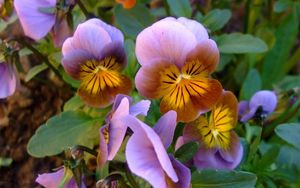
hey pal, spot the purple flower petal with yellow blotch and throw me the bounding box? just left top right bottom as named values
left=0, top=63, right=18, bottom=99
left=124, top=111, right=191, bottom=188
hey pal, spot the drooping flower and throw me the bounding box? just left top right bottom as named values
left=116, top=0, right=136, bottom=9
left=135, top=17, right=222, bottom=122
left=124, top=111, right=191, bottom=188
left=238, top=90, right=277, bottom=122
left=98, top=94, right=150, bottom=167
left=36, top=167, right=86, bottom=188
left=14, top=0, right=73, bottom=47
left=0, top=62, right=18, bottom=99
left=62, top=19, right=132, bottom=107
left=179, top=91, right=243, bottom=170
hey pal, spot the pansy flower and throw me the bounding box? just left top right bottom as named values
left=14, top=0, right=73, bottom=47
left=36, top=167, right=86, bottom=188
left=0, top=62, right=18, bottom=99
left=62, top=19, right=132, bottom=107
left=116, top=0, right=136, bottom=9
left=135, top=17, right=222, bottom=122
left=179, top=91, right=243, bottom=170
left=98, top=94, right=150, bottom=167
left=238, top=90, right=277, bottom=122
left=124, top=111, right=191, bottom=188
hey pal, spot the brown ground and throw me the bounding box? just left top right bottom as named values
left=0, top=73, right=72, bottom=188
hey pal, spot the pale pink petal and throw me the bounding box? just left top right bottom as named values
left=36, top=168, right=64, bottom=188
left=129, top=100, right=151, bottom=117
left=136, top=19, right=197, bottom=67
left=0, top=63, right=17, bottom=99
left=169, top=155, right=191, bottom=188
left=14, top=0, right=56, bottom=40
left=98, top=125, right=109, bottom=167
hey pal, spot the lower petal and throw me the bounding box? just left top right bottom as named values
left=0, top=63, right=17, bottom=99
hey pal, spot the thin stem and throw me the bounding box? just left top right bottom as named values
left=125, top=163, right=140, bottom=188
left=76, top=0, right=89, bottom=19
left=16, top=38, right=62, bottom=80
left=72, top=145, right=98, bottom=157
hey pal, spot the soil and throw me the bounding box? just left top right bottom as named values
left=0, top=72, right=73, bottom=188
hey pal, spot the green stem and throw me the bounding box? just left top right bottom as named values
left=125, top=163, right=140, bottom=188
left=72, top=145, right=98, bottom=157
left=16, top=39, right=62, bottom=80
left=163, top=0, right=171, bottom=16
left=76, top=0, right=89, bottom=19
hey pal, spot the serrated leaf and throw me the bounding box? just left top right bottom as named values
left=114, top=4, right=154, bottom=39
left=275, top=123, right=300, bottom=150
left=240, top=68, right=261, bottom=100
left=216, top=33, right=268, bottom=54
left=27, top=111, right=101, bottom=157
left=262, top=8, right=299, bottom=88
left=191, top=170, right=257, bottom=188
left=174, top=141, right=199, bottom=163
left=166, top=0, right=192, bottom=18
left=25, top=63, right=48, bottom=82
left=202, top=9, right=231, bottom=32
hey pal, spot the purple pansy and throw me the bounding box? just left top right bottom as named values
left=134, top=17, right=222, bottom=122
left=124, top=111, right=191, bottom=188
left=36, top=167, right=86, bottom=188
left=62, top=18, right=132, bottom=107
left=238, top=90, right=278, bottom=122
left=14, top=0, right=72, bottom=47
left=97, top=94, right=150, bottom=167
left=0, top=63, right=18, bottom=99
left=178, top=91, right=243, bottom=170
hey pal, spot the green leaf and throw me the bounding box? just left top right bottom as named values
left=25, top=63, right=48, bottom=82
left=275, top=123, right=300, bottom=150
left=174, top=141, right=199, bottom=163
left=202, top=9, right=231, bottom=32
left=27, top=111, right=101, bottom=157
left=62, top=71, right=80, bottom=88
left=277, top=76, right=300, bottom=90
left=0, top=157, right=13, bottom=167
left=64, top=95, right=84, bottom=111
left=216, top=33, right=268, bottom=54
left=167, top=0, right=192, bottom=18
left=262, top=8, right=299, bottom=88
left=124, top=39, right=139, bottom=77
left=114, top=4, right=154, bottom=39
left=191, top=170, right=257, bottom=188
left=240, top=68, right=261, bottom=100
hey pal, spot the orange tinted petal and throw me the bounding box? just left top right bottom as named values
left=78, top=75, right=132, bottom=107
left=116, top=0, right=136, bottom=9
left=184, top=116, right=208, bottom=142
left=186, top=40, right=219, bottom=73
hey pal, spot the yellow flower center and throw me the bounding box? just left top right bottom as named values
left=158, top=60, right=209, bottom=109
left=199, top=103, right=234, bottom=150
left=79, top=57, right=122, bottom=95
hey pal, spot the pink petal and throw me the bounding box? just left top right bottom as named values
left=51, top=17, right=72, bottom=47
left=0, top=63, right=17, bottom=99
left=14, top=0, right=56, bottom=40
left=169, top=155, right=191, bottom=188
left=153, top=110, right=177, bottom=149
left=136, top=18, right=197, bottom=68
left=129, top=100, right=151, bottom=117
left=36, top=168, right=64, bottom=188
left=98, top=125, right=109, bottom=167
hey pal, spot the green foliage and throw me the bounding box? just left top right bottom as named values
left=240, top=68, right=262, bottom=100
left=25, top=63, right=48, bottom=82
left=191, top=170, right=257, bottom=188
left=27, top=111, right=101, bottom=157
left=166, top=0, right=192, bottom=18
left=114, top=4, right=154, bottom=39
left=201, top=9, right=231, bottom=32
left=0, top=157, right=13, bottom=167
left=63, top=95, right=84, bottom=111
left=275, top=123, right=300, bottom=150
left=262, top=7, right=299, bottom=88
left=216, top=33, right=268, bottom=54
left=174, top=141, right=199, bottom=163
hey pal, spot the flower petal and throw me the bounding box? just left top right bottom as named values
left=186, top=39, right=219, bottom=73
left=153, top=110, right=177, bottom=149
left=125, top=116, right=178, bottom=183
left=36, top=168, right=64, bottom=188
left=84, top=18, right=124, bottom=43
left=169, top=155, right=191, bottom=188
left=107, top=98, right=130, bottom=160
left=249, top=90, right=277, bottom=114
left=14, top=0, right=56, bottom=40
left=136, top=18, right=197, bottom=67
left=0, top=63, right=17, bottom=99
left=183, top=116, right=208, bottom=142
left=238, top=101, right=249, bottom=120
left=111, top=94, right=132, bottom=113
left=51, top=17, right=72, bottom=47
left=98, top=125, right=109, bottom=167
left=129, top=100, right=151, bottom=117
left=177, top=17, right=209, bottom=43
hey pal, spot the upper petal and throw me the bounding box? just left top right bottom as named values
left=249, top=90, right=277, bottom=114
left=169, top=155, right=191, bottom=188
left=0, top=63, right=17, bottom=99
left=129, top=100, right=151, bottom=117
left=125, top=116, right=178, bottom=183
left=136, top=18, right=197, bottom=67
left=84, top=18, right=124, bottom=43
left=153, top=110, right=177, bottom=149
left=238, top=101, right=249, bottom=120
left=14, top=0, right=56, bottom=40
